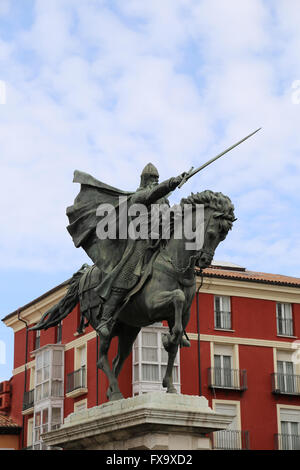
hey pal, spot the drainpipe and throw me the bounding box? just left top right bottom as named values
left=196, top=271, right=204, bottom=396
left=96, top=335, right=99, bottom=405
left=17, top=309, right=28, bottom=449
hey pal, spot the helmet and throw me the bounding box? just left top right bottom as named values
left=141, top=162, right=159, bottom=178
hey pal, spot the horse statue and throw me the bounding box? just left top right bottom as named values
left=31, top=188, right=236, bottom=401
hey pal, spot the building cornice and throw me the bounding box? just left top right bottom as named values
left=2, top=285, right=68, bottom=332
left=196, top=275, right=300, bottom=303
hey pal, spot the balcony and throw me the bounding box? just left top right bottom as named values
left=212, top=430, right=250, bottom=450
left=208, top=368, right=247, bottom=391
left=275, top=433, right=300, bottom=450
left=22, top=389, right=34, bottom=414
left=271, top=373, right=300, bottom=396
left=66, top=366, right=87, bottom=398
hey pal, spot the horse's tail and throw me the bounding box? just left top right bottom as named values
left=29, top=264, right=90, bottom=331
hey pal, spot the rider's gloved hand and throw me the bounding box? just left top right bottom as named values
left=169, top=172, right=187, bottom=189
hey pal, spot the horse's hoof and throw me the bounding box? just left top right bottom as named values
left=109, top=392, right=124, bottom=401
left=180, top=337, right=191, bottom=348
left=167, top=387, right=177, bottom=394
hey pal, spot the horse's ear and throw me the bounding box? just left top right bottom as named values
left=213, top=212, right=224, bottom=218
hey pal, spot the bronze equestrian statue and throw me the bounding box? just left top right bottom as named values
left=31, top=163, right=236, bottom=401
left=31, top=129, right=263, bottom=400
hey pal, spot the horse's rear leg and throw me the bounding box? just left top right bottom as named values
left=162, top=343, right=179, bottom=394
left=97, top=333, right=123, bottom=401
left=112, top=325, right=141, bottom=379
left=104, top=325, right=141, bottom=401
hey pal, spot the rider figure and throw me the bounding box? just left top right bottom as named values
left=96, top=163, right=186, bottom=338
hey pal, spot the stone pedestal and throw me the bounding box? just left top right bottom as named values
left=41, top=392, right=233, bottom=450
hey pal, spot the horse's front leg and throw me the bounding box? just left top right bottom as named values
left=97, top=332, right=123, bottom=401
left=149, top=288, right=185, bottom=345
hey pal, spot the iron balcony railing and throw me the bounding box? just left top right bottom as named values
left=215, top=310, right=232, bottom=330
left=66, top=366, right=86, bottom=393
left=22, top=389, right=34, bottom=411
left=212, top=430, right=250, bottom=450
left=276, top=316, right=294, bottom=336
left=275, top=433, right=300, bottom=450
left=271, top=373, right=300, bottom=396
left=208, top=368, right=247, bottom=391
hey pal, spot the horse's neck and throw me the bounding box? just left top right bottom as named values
left=161, top=236, right=198, bottom=273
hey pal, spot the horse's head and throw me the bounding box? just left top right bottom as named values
left=180, top=190, right=236, bottom=269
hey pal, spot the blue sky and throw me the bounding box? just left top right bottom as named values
left=0, top=0, right=300, bottom=380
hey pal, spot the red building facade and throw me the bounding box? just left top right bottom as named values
left=1, top=263, right=300, bottom=450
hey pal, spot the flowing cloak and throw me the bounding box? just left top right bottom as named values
left=66, top=170, right=174, bottom=301
left=66, top=170, right=136, bottom=301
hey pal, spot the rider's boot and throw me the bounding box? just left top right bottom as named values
left=96, top=288, right=127, bottom=338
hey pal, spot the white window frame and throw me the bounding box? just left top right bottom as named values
left=132, top=324, right=181, bottom=396
left=214, top=295, right=232, bottom=330
left=66, top=341, right=88, bottom=398
left=276, top=303, right=294, bottom=336
left=212, top=400, right=243, bottom=450
left=34, top=346, right=64, bottom=403
left=277, top=406, right=300, bottom=450
left=31, top=345, right=65, bottom=450
left=27, top=417, right=34, bottom=449
left=211, top=343, right=241, bottom=389
left=33, top=403, right=63, bottom=450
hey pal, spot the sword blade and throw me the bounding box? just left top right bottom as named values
left=178, top=127, right=261, bottom=188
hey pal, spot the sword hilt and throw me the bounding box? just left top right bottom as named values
left=178, top=166, right=194, bottom=188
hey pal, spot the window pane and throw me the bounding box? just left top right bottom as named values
left=142, top=332, right=157, bottom=347
left=52, top=408, right=61, bottom=425
left=277, top=361, right=284, bottom=374
left=215, top=296, right=221, bottom=312
left=35, top=428, right=40, bottom=442
left=79, top=346, right=86, bottom=366
left=277, top=303, right=282, bottom=318
left=161, top=347, right=168, bottom=363
left=43, top=350, right=50, bottom=366
left=142, top=364, right=159, bottom=381
left=223, top=356, right=232, bottom=370
left=214, top=355, right=221, bottom=369
left=281, top=421, right=288, bottom=435
left=142, top=347, right=158, bottom=362
left=44, top=365, right=49, bottom=380
left=134, top=364, right=139, bottom=381
left=42, top=382, right=49, bottom=398
left=53, top=365, right=62, bottom=379
left=52, top=380, right=63, bottom=397
left=53, top=350, right=63, bottom=365
left=36, top=385, right=42, bottom=402
left=35, top=411, right=41, bottom=427
left=134, top=346, right=139, bottom=362
left=36, top=354, right=42, bottom=370
left=42, top=408, right=48, bottom=424
left=283, top=303, right=292, bottom=320
left=36, top=369, right=42, bottom=384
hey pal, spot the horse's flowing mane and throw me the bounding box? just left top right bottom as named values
left=180, top=190, right=236, bottom=233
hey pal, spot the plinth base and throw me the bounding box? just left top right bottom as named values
left=41, top=392, right=232, bottom=450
